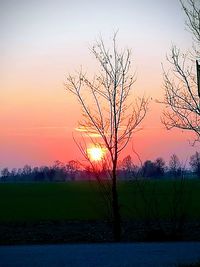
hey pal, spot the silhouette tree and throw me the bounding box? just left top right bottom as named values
left=142, top=160, right=156, bottom=178
left=141, top=158, right=165, bottom=178
left=1, top=168, right=9, bottom=182
left=161, top=0, right=200, bottom=142
left=169, top=154, right=182, bottom=178
left=120, top=155, right=137, bottom=179
left=22, top=165, right=32, bottom=176
left=65, top=34, right=148, bottom=241
left=154, top=157, right=166, bottom=178
left=190, top=151, right=200, bottom=178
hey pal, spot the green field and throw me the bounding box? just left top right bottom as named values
left=0, top=180, right=200, bottom=222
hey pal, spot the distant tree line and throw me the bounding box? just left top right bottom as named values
left=0, top=160, right=81, bottom=182
left=1, top=152, right=200, bottom=182
left=119, top=152, right=200, bottom=179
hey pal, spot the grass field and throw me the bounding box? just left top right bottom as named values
left=0, top=180, right=200, bottom=222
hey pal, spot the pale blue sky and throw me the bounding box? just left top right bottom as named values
left=0, top=0, right=191, bottom=62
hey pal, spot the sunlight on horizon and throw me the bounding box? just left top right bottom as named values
left=87, top=146, right=106, bottom=162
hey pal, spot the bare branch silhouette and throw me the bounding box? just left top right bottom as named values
left=160, top=0, right=200, bottom=143
left=65, top=33, right=148, bottom=241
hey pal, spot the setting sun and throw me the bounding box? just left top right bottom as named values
left=87, top=146, right=105, bottom=161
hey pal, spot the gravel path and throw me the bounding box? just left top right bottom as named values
left=1, top=242, right=200, bottom=267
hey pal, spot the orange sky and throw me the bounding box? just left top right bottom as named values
left=0, top=0, right=199, bottom=168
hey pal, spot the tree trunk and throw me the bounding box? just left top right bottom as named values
left=112, top=164, right=121, bottom=242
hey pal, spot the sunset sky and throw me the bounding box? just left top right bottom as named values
left=0, top=0, right=199, bottom=169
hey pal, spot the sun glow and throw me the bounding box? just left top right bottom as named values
left=87, top=146, right=106, bottom=161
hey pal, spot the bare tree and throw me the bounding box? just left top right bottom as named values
left=169, top=154, right=182, bottom=178
left=65, top=34, right=148, bottom=241
left=120, top=155, right=137, bottom=179
left=66, top=160, right=80, bottom=181
left=190, top=151, right=200, bottom=178
left=180, top=0, right=200, bottom=49
left=161, top=0, right=200, bottom=142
